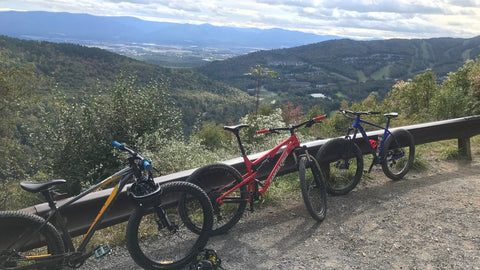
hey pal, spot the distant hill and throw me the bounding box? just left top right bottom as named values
left=196, top=36, right=480, bottom=112
left=0, top=35, right=253, bottom=132
left=0, top=11, right=339, bottom=50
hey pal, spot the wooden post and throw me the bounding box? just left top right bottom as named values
left=458, top=137, right=472, bottom=160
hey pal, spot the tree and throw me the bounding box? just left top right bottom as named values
left=0, top=62, right=51, bottom=210
left=432, top=57, right=480, bottom=119
left=0, top=64, right=41, bottom=181
left=465, top=58, right=480, bottom=115
left=281, top=102, right=303, bottom=125
left=245, top=64, right=278, bottom=114
left=41, top=74, right=182, bottom=194
left=303, top=105, right=325, bottom=138
left=382, top=70, right=439, bottom=122
left=194, top=121, right=229, bottom=150
left=414, top=70, right=438, bottom=111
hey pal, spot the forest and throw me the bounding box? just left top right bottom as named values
left=196, top=36, right=480, bottom=113
left=1, top=35, right=480, bottom=211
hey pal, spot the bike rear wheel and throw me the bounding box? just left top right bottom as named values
left=316, top=137, right=364, bottom=195
left=299, top=156, right=327, bottom=221
left=126, top=181, right=213, bottom=270
left=381, top=129, right=415, bottom=180
left=183, top=163, right=247, bottom=235
left=0, top=211, right=65, bottom=270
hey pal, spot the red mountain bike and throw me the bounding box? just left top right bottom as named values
left=181, top=116, right=327, bottom=235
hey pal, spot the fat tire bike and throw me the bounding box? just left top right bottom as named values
left=316, top=110, right=415, bottom=196
left=180, top=116, right=328, bottom=235
left=0, top=141, right=214, bottom=270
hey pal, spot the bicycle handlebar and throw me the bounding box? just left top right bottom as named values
left=257, top=115, right=326, bottom=134
left=112, top=141, right=152, bottom=172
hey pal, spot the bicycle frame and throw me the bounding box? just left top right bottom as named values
left=346, top=113, right=403, bottom=172
left=216, top=133, right=301, bottom=204
left=58, top=167, right=134, bottom=252
left=21, top=166, right=135, bottom=263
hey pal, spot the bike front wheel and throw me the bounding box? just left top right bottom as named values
left=0, top=211, right=65, bottom=270
left=182, top=163, right=247, bottom=235
left=381, top=129, right=415, bottom=180
left=126, top=181, right=213, bottom=270
left=316, top=138, right=364, bottom=195
left=299, top=156, right=327, bottom=221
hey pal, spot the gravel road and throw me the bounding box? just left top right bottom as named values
left=82, top=156, right=480, bottom=270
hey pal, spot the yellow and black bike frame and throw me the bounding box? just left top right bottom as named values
left=40, top=167, right=135, bottom=253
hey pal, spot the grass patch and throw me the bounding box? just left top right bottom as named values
left=371, top=66, right=390, bottom=80
left=440, top=147, right=462, bottom=160
left=356, top=70, right=367, bottom=83
left=335, top=92, right=347, bottom=99
left=471, top=135, right=480, bottom=155
left=256, top=173, right=301, bottom=207
left=411, top=152, right=429, bottom=171
left=72, top=222, right=128, bottom=252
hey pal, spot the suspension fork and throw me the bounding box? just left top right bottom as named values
left=154, top=205, right=177, bottom=233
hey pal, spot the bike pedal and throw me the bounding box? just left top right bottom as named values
left=94, top=244, right=111, bottom=259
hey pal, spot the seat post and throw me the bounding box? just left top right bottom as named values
left=233, top=130, right=247, bottom=157
left=385, top=116, right=392, bottom=130
left=224, top=124, right=249, bottom=157
left=41, top=190, right=58, bottom=210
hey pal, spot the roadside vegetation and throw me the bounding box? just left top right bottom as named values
left=1, top=38, right=480, bottom=212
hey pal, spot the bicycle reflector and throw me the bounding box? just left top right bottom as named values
left=369, top=139, right=377, bottom=149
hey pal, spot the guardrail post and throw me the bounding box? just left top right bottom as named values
left=458, top=137, right=472, bottom=160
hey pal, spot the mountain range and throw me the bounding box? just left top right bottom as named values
left=0, top=11, right=339, bottom=50
left=2, top=10, right=480, bottom=124
left=196, top=36, right=480, bottom=112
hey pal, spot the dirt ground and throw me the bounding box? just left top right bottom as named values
left=83, top=154, right=480, bottom=270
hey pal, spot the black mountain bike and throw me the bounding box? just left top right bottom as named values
left=0, top=141, right=214, bottom=270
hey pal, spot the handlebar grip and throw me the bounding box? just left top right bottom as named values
left=142, top=159, right=152, bottom=172
left=257, top=129, right=269, bottom=134
left=313, top=115, right=326, bottom=122
left=112, top=141, right=123, bottom=149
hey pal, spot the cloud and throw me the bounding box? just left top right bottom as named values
left=2, top=0, right=479, bottom=39
left=447, top=0, right=480, bottom=7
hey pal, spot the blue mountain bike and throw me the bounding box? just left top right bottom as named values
left=316, top=110, right=415, bottom=195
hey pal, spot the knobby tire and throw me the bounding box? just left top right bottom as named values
left=316, top=138, right=364, bottom=195
left=299, top=156, right=327, bottom=221
left=0, top=211, right=65, bottom=270
left=183, top=163, right=247, bottom=235
left=381, top=129, right=415, bottom=180
left=126, top=181, right=213, bottom=270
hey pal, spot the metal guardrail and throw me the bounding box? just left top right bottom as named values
left=20, top=115, right=480, bottom=237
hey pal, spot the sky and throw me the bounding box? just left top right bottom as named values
left=1, top=0, right=480, bottom=40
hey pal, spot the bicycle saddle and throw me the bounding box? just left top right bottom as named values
left=20, top=179, right=66, bottom=193
left=223, top=124, right=249, bottom=133
left=384, top=112, right=399, bottom=118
